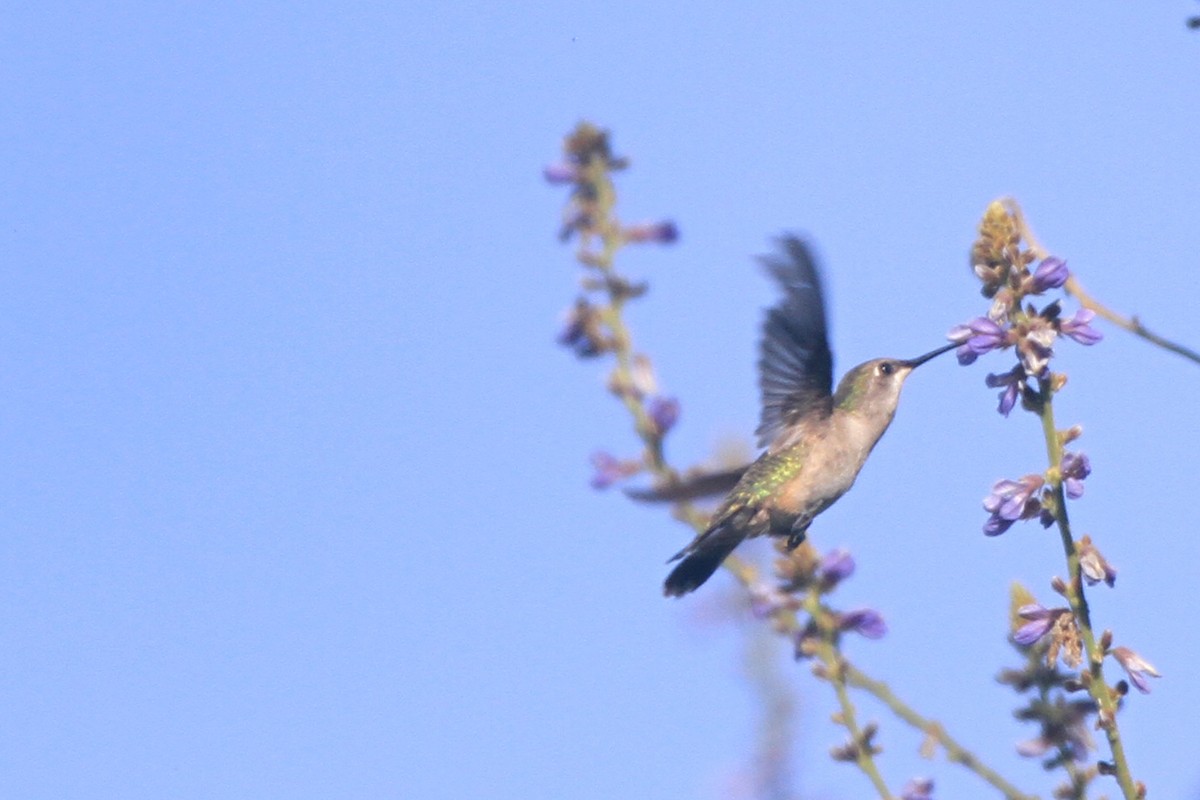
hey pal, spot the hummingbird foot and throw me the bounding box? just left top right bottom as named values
left=785, top=526, right=808, bottom=550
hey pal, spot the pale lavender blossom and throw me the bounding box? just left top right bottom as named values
left=542, top=162, right=580, bottom=184
left=838, top=608, right=887, bottom=639
left=647, top=396, right=680, bottom=437
left=1013, top=604, right=1058, bottom=646
left=624, top=220, right=679, bottom=244
left=1060, top=451, right=1092, bottom=499
left=900, top=778, right=934, bottom=800
left=589, top=451, right=639, bottom=489
left=1059, top=308, right=1103, bottom=345
left=948, top=317, right=1008, bottom=365
left=982, top=475, right=1045, bottom=536
left=747, top=583, right=792, bottom=619
left=1112, top=646, right=1160, bottom=694
left=819, top=548, right=856, bottom=586
left=1029, top=256, right=1069, bottom=292
left=1015, top=737, right=1053, bottom=758
left=985, top=365, right=1026, bottom=416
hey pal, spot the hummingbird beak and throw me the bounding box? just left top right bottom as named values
left=902, top=341, right=958, bottom=369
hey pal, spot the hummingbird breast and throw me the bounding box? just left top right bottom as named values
left=767, top=414, right=877, bottom=532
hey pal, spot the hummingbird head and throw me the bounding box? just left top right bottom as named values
left=832, top=342, right=956, bottom=421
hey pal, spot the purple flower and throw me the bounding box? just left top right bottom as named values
left=982, top=475, right=1045, bottom=535
left=624, top=220, right=679, bottom=244
left=1015, top=737, right=1053, bottom=758
left=589, top=451, right=639, bottom=490
left=1078, top=535, right=1116, bottom=587
left=984, top=365, right=1026, bottom=416
left=747, top=583, right=792, bottom=618
left=1029, top=257, right=1069, bottom=292
left=647, top=396, right=680, bottom=437
left=557, top=299, right=605, bottom=358
left=557, top=208, right=593, bottom=242
left=542, top=162, right=581, bottom=184
left=1060, top=308, right=1103, bottom=345
left=1013, top=604, right=1057, bottom=646
left=1060, top=451, right=1091, bottom=499
left=900, top=778, right=934, bottom=800
left=1112, top=646, right=1160, bottom=694
left=838, top=608, right=887, bottom=639
left=948, top=317, right=1008, bottom=365
left=983, top=517, right=1014, bottom=536
left=819, top=548, right=856, bottom=586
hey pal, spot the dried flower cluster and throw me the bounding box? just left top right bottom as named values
left=949, top=203, right=1101, bottom=419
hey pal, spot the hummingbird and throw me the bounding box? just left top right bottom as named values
left=653, top=236, right=955, bottom=597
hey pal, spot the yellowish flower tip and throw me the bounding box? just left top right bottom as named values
left=564, top=121, right=607, bottom=158
left=983, top=199, right=1016, bottom=233
left=971, top=200, right=1028, bottom=298
left=1008, top=581, right=1037, bottom=629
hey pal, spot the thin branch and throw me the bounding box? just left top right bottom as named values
left=845, top=666, right=1040, bottom=800
left=1003, top=196, right=1200, bottom=366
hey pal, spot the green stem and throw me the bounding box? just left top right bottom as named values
left=803, top=592, right=895, bottom=800
left=1065, top=276, right=1200, bottom=366
left=844, top=665, right=1040, bottom=800
left=1035, top=376, right=1139, bottom=799
left=583, top=154, right=672, bottom=476
left=725, top=560, right=1031, bottom=800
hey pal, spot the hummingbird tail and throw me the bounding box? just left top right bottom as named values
left=663, top=524, right=744, bottom=597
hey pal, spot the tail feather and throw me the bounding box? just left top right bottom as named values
left=663, top=524, right=745, bottom=597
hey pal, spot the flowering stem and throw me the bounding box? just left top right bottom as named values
left=576, top=154, right=676, bottom=479
left=1035, top=376, right=1139, bottom=799
left=844, top=665, right=1040, bottom=800
left=802, top=591, right=895, bottom=799
left=715, top=559, right=1037, bottom=799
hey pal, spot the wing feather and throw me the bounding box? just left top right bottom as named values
left=755, top=236, right=834, bottom=448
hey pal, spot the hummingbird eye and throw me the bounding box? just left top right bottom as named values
left=878, top=361, right=895, bottom=376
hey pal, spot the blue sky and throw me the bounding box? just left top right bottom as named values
left=3, top=4, right=1199, bottom=798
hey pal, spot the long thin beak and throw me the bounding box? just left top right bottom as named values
left=902, top=341, right=957, bottom=369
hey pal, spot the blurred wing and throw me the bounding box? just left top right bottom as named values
left=756, top=236, right=834, bottom=448
left=624, top=465, right=749, bottom=503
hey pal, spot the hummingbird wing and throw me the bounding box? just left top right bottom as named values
left=624, top=464, right=749, bottom=503
left=755, top=236, right=834, bottom=449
